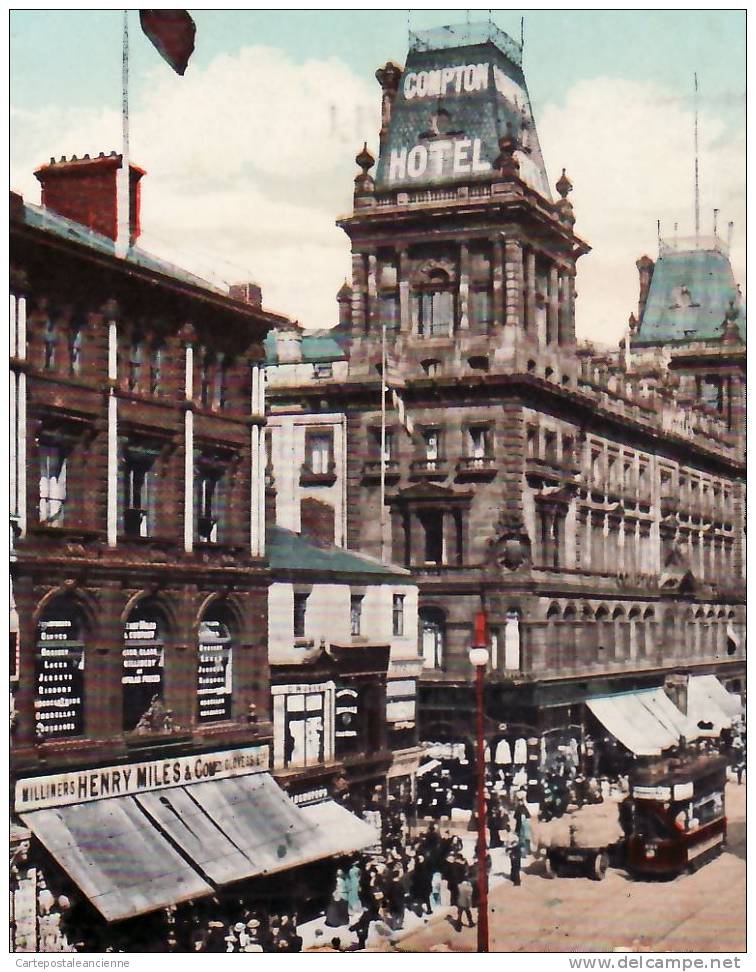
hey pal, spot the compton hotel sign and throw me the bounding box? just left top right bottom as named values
left=15, top=745, right=270, bottom=813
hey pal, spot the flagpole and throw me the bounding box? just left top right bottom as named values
left=116, top=9, right=130, bottom=258
left=380, top=319, right=387, bottom=562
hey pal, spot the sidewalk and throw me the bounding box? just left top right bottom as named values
left=300, top=834, right=513, bottom=951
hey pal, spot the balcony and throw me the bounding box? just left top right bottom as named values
left=362, top=459, right=401, bottom=484
left=299, top=465, right=337, bottom=487
left=455, top=455, right=497, bottom=481
left=409, top=458, right=449, bottom=481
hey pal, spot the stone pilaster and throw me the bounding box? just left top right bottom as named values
left=458, top=242, right=470, bottom=331
left=548, top=265, right=559, bottom=345
left=351, top=252, right=367, bottom=333
left=504, top=240, right=524, bottom=330
left=491, top=238, right=505, bottom=330
left=397, top=247, right=410, bottom=334
left=525, top=248, right=536, bottom=336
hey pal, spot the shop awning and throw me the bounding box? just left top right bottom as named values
left=587, top=689, right=694, bottom=756
left=21, top=773, right=384, bottom=922
left=686, top=675, right=741, bottom=736
left=21, top=796, right=213, bottom=922
left=299, top=799, right=380, bottom=858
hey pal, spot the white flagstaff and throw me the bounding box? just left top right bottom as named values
left=380, top=319, right=388, bottom=562
left=115, top=9, right=130, bottom=258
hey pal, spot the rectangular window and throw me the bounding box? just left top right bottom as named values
left=414, top=290, right=454, bottom=337
left=544, top=430, right=558, bottom=465
left=150, top=345, right=162, bottom=395
left=68, top=328, right=82, bottom=376
left=423, top=429, right=440, bottom=462
left=313, top=362, right=333, bottom=379
left=128, top=337, right=143, bottom=392
left=43, top=320, right=56, bottom=370
left=308, top=434, right=332, bottom=475
left=379, top=293, right=399, bottom=332
left=420, top=509, right=445, bottom=564
left=39, top=444, right=67, bottom=526
left=470, top=288, right=492, bottom=327
left=392, top=594, right=405, bottom=636
left=213, top=354, right=226, bottom=409
left=468, top=425, right=490, bottom=460
left=373, top=427, right=394, bottom=461
left=350, top=594, right=363, bottom=637
left=196, top=472, right=221, bottom=543
left=293, top=592, right=308, bottom=638
left=124, top=462, right=151, bottom=537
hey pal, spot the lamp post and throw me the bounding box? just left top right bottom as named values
left=469, top=609, right=489, bottom=953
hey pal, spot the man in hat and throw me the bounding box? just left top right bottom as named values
left=350, top=893, right=381, bottom=949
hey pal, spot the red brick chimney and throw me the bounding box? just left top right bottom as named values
left=34, top=152, right=145, bottom=245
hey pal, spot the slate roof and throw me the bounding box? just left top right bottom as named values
left=267, top=526, right=410, bottom=579
left=19, top=200, right=228, bottom=296
left=634, top=244, right=745, bottom=346
left=375, top=20, right=551, bottom=199
left=264, top=330, right=346, bottom=365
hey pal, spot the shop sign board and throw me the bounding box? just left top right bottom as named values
left=15, top=744, right=270, bottom=812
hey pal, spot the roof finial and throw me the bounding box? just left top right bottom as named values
left=727, top=220, right=734, bottom=253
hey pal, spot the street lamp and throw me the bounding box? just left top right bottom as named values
left=469, top=610, right=489, bottom=954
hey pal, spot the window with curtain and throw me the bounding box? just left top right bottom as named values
left=38, top=443, right=67, bottom=526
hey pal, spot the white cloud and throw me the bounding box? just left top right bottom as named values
left=10, top=46, right=380, bottom=328
left=537, top=78, right=745, bottom=346
left=11, top=61, right=744, bottom=340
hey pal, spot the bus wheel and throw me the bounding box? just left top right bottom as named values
left=592, top=852, right=608, bottom=881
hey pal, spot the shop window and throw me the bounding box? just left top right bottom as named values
left=122, top=605, right=166, bottom=732
left=38, top=442, right=68, bottom=526
left=35, top=599, right=86, bottom=740
left=392, top=593, right=405, bottom=636
left=293, top=592, right=309, bottom=638
left=350, top=594, right=364, bottom=637
left=419, top=606, right=445, bottom=669
left=285, top=692, right=324, bottom=767
left=197, top=607, right=233, bottom=723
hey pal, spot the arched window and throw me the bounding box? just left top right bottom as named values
left=503, top=610, right=521, bottom=671
left=595, top=605, right=610, bottom=661
left=197, top=602, right=235, bottom=723
left=412, top=268, right=454, bottom=338
left=35, top=597, right=87, bottom=740
left=122, top=601, right=168, bottom=732
left=419, top=606, right=446, bottom=669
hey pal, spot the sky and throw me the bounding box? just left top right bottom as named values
left=9, top=8, right=746, bottom=344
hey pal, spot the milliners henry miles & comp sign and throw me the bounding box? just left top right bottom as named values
left=15, top=745, right=269, bottom=812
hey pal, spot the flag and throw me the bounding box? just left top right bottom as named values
left=140, top=10, right=196, bottom=75
left=390, top=388, right=414, bottom=435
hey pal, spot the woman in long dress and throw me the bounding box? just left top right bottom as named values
left=347, top=863, right=362, bottom=914
left=325, top=870, right=350, bottom=927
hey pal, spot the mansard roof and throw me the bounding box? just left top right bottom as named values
left=634, top=240, right=745, bottom=346
left=374, top=20, right=551, bottom=200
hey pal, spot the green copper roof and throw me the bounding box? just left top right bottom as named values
left=264, top=330, right=346, bottom=364
left=267, top=526, right=410, bottom=578
left=634, top=245, right=745, bottom=346
left=20, top=200, right=227, bottom=295
left=375, top=21, right=550, bottom=199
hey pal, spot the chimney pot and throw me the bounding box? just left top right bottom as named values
left=49, top=157, right=55, bottom=165
left=34, top=152, right=145, bottom=246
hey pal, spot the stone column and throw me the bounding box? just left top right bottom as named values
left=524, top=248, right=536, bottom=336
left=504, top=239, right=524, bottom=329
left=565, top=271, right=577, bottom=344
left=548, top=265, right=559, bottom=345
left=351, top=252, right=368, bottom=333
left=492, top=238, right=505, bottom=330
left=367, top=251, right=378, bottom=332
left=458, top=242, right=470, bottom=331
left=397, top=248, right=411, bottom=334
left=106, top=319, right=118, bottom=547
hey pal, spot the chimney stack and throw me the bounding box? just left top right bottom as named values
left=34, top=154, right=145, bottom=246
left=229, top=282, right=263, bottom=307
left=636, top=255, right=655, bottom=322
